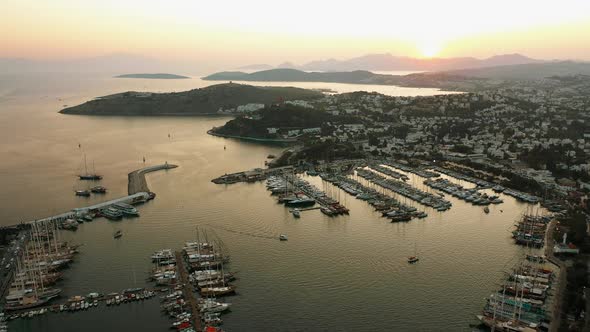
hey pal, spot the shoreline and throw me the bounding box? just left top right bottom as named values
left=207, top=129, right=298, bottom=143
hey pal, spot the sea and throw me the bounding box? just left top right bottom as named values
left=0, top=72, right=537, bottom=331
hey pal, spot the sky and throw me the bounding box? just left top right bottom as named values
left=2, top=0, right=590, bottom=68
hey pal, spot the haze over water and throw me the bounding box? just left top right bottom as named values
left=1, top=73, right=538, bottom=331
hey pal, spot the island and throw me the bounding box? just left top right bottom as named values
left=59, top=83, right=323, bottom=116
left=115, top=73, right=190, bottom=79
left=203, top=62, right=590, bottom=91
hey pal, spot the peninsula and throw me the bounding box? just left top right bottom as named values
left=59, top=83, right=323, bottom=116
left=114, top=73, right=190, bottom=79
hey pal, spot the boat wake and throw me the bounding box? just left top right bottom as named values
left=201, top=223, right=277, bottom=240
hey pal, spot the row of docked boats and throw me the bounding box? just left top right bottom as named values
left=320, top=172, right=427, bottom=222
left=267, top=174, right=349, bottom=216
left=512, top=215, right=550, bottom=248
left=384, top=161, right=439, bottom=178
left=477, top=210, right=554, bottom=330
left=154, top=236, right=231, bottom=331
left=5, top=220, right=80, bottom=312
left=183, top=241, right=236, bottom=298
left=477, top=260, right=555, bottom=331
left=356, top=168, right=452, bottom=211
left=431, top=165, right=541, bottom=203
left=423, top=178, right=504, bottom=205
left=185, top=237, right=234, bottom=331
left=160, top=287, right=196, bottom=332
left=152, top=253, right=199, bottom=332
left=430, top=165, right=493, bottom=188
left=368, top=162, right=409, bottom=181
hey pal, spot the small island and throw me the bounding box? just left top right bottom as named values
left=115, top=73, right=190, bottom=79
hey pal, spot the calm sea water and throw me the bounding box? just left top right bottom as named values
left=0, top=73, right=534, bottom=331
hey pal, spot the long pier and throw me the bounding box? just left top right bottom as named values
left=175, top=251, right=201, bottom=332
left=128, top=163, right=178, bottom=195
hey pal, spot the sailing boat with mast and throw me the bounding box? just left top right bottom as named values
left=78, top=153, right=102, bottom=180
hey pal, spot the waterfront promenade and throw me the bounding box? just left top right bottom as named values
left=128, top=163, right=178, bottom=195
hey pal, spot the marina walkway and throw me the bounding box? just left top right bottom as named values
left=175, top=251, right=201, bottom=332
left=128, top=163, right=178, bottom=195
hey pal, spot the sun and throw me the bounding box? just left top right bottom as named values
left=418, top=41, right=442, bottom=58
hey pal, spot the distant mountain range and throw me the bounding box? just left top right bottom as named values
left=443, top=61, right=590, bottom=80
left=204, top=61, right=590, bottom=90
left=240, top=53, right=544, bottom=72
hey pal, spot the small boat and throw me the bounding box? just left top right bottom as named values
left=484, top=206, right=490, bottom=214
left=114, top=230, right=122, bottom=239
left=279, top=234, right=288, bottom=241
left=267, top=154, right=276, bottom=159
left=408, top=243, right=419, bottom=263
left=292, top=208, right=301, bottom=218
left=90, top=186, right=107, bottom=193
left=407, top=256, right=419, bottom=263
left=75, top=190, right=91, bottom=197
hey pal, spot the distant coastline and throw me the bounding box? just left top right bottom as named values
left=114, top=73, right=190, bottom=79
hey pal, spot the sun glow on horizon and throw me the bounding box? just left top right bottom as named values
left=418, top=40, right=442, bottom=58
left=1, top=0, right=590, bottom=62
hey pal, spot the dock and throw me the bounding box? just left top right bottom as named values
left=128, top=163, right=178, bottom=195
left=211, top=165, right=294, bottom=184
left=175, top=251, right=201, bottom=332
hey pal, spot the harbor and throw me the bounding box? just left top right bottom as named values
left=0, top=108, right=569, bottom=331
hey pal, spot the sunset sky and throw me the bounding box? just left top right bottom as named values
left=2, top=0, right=590, bottom=67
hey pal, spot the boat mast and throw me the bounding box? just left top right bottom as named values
left=84, top=153, right=88, bottom=176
